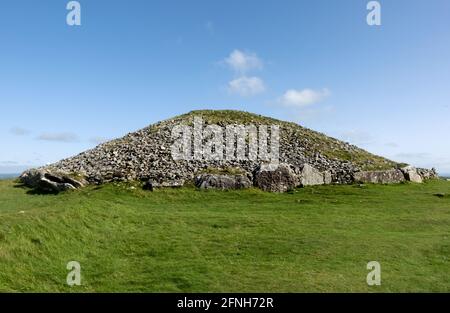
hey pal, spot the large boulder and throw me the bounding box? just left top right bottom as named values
left=353, top=169, right=406, bottom=184
left=417, top=167, right=438, bottom=180
left=254, top=163, right=298, bottom=193
left=19, top=169, right=86, bottom=192
left=195, top=174, right=251, bottom=190
left=400, top=166, right=423, bottom=183
left=19, top=169, right=44, bottom=187
left=299, top=164, right=325, bottom=186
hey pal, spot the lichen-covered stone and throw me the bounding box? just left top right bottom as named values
left=417, top=168, right=438, bottom=180
left=195, top=174, right=252, bottom=190
left=299, top=164, right=324, bottom=186
left=254, top=163, right=298, bottom=193
left=353, top=169, right=406, bottom=184
left=401, top=166, right=423, bottom=183
left=19, top=169, right=85, bottom=192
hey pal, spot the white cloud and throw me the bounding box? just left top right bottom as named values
left=224, top=50, right=263, bottom=74
left=278, top=88, right=330, bottom=107
left=228, top=76, right=265, bottom=96
left=36, top=132, right=79, bottom=143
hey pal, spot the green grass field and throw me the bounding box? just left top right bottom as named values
left=0, top=179, right=449, bottom=292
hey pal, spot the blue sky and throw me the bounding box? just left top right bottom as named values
left=1, top=0, right=449, bottom=174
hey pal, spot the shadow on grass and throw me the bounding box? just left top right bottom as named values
left=13, top=183, right=59, bottom=195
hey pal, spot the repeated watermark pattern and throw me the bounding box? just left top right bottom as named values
left=171, top=117, right=279, bottom=167
left=66, top=1, right=81, bottom=26
left=60, top=0, right=386, bottom=291
left=367, top=1, right=381, bottom=26
left=65, top=1, right=380, bottom=27
left=63, top=260, right=380, bottom=287
left=66, top=261, right=81, bottom=286
left=64, top=1, right=381, bottom=27
left=366, top=261, right=381, bottom=286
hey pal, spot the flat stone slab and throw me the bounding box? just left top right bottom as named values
left=353, top=169, right=406, bottom=184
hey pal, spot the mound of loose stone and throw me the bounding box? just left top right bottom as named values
left=19, top=110, right=439, bottom=193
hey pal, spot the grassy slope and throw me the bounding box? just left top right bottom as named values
left=0, top=179, right=449, bottom=292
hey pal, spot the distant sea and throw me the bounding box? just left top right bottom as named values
left=0, top=173, right=19, bottom=180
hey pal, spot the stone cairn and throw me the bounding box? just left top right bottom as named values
left=19, top=111, right=439, bottom=193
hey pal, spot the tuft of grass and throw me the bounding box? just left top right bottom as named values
left=179, top=110, right=283, bottom=126
left=0, top=179, right=449, bottom=292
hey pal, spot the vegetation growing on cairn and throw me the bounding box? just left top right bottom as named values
left=167, top=110, right=399, bottom=171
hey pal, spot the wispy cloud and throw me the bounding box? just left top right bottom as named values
left=223, top=49, right=263, bottom=74
left=391, top=152, right=450, bottom=174
left=228, top=76, right=265, bottom=96
left=10, top=127, right=30, bottom=136
left=0, top=160, right=18, bottom=165
left=338, top=130, right=374, bottom=146
left=36, top=132, right=79, bottom=143
left=89, top=136, right=110, bottom=145
left=385, top=142, right=399, bottom=148
left=394, top=152, right=431, bottom=160
left=278, top=88, right=330, bottom=108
